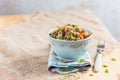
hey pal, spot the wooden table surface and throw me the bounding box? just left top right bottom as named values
left=0, top=15, right=23, bottom=25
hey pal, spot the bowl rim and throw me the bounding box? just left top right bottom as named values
left=48, top=27, right=93, bottom=42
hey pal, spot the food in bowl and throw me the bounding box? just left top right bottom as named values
left=48, top=24, right=93, bottom=61
left=49, top=24, right=92, bottom=41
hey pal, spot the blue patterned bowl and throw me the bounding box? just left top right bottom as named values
left=48, top=28, right=93, bottom=61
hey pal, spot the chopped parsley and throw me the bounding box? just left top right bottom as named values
left=111, top=58, right=116, bottom=61
left=105, top=69, right=109, bottom=73
left=59, top=27, right=64, bottom=31
left=89, top=74, right=94, bottom=76
left=71, top=24, right=78, bottom=28
left=60, top=68, right=70, bottom=72
left=78, top=59, right=85, bottom=63
left=72, top=71, right=78, bottom=74
left=75, top=37, right=80, bottom=41
left=67, top=33, right=73, bottom=40
left=103, top=64, right=108, bottom=68
left=51, top=31, right=57, bottom=35
left=58, top=36, right=63, bottom=40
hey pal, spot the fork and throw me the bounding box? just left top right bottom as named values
left=94, top=40, right=105, bottom=72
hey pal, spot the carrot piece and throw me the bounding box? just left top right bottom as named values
left=81, top=29, right=86, bottom=33
left=77, top=33, right=83, bottom=39
left=81, top=33, right=91, bottom=38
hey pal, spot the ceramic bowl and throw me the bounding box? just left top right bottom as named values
left=48, top=28, right=93, bottom=61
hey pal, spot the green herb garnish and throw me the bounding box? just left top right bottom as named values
left=59, top=27, right=64, bottom=31
left=71, top=24, right=78, bottom=28
left=67, top=33, right=73, bottom=40
left=111, top=58, right=116, bottom=61
left=60, top=68, right=70, bottom=72
left=72, top=71, right=78, bottom=74
left=75, top=37, right=80, bottom=41
left=103, top=64, right=108, bottom=68
left=89, top=74, right=94, bottom=76
left=58, top=36, right=63, bottom=40
left=105, top=69, right=109, bottom=73
left=51, top=31, right=57, bottom=35
left=78, top=59, right=85, bottom=63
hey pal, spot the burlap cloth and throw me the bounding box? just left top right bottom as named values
left=0, top=11, right=120, bottom=80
